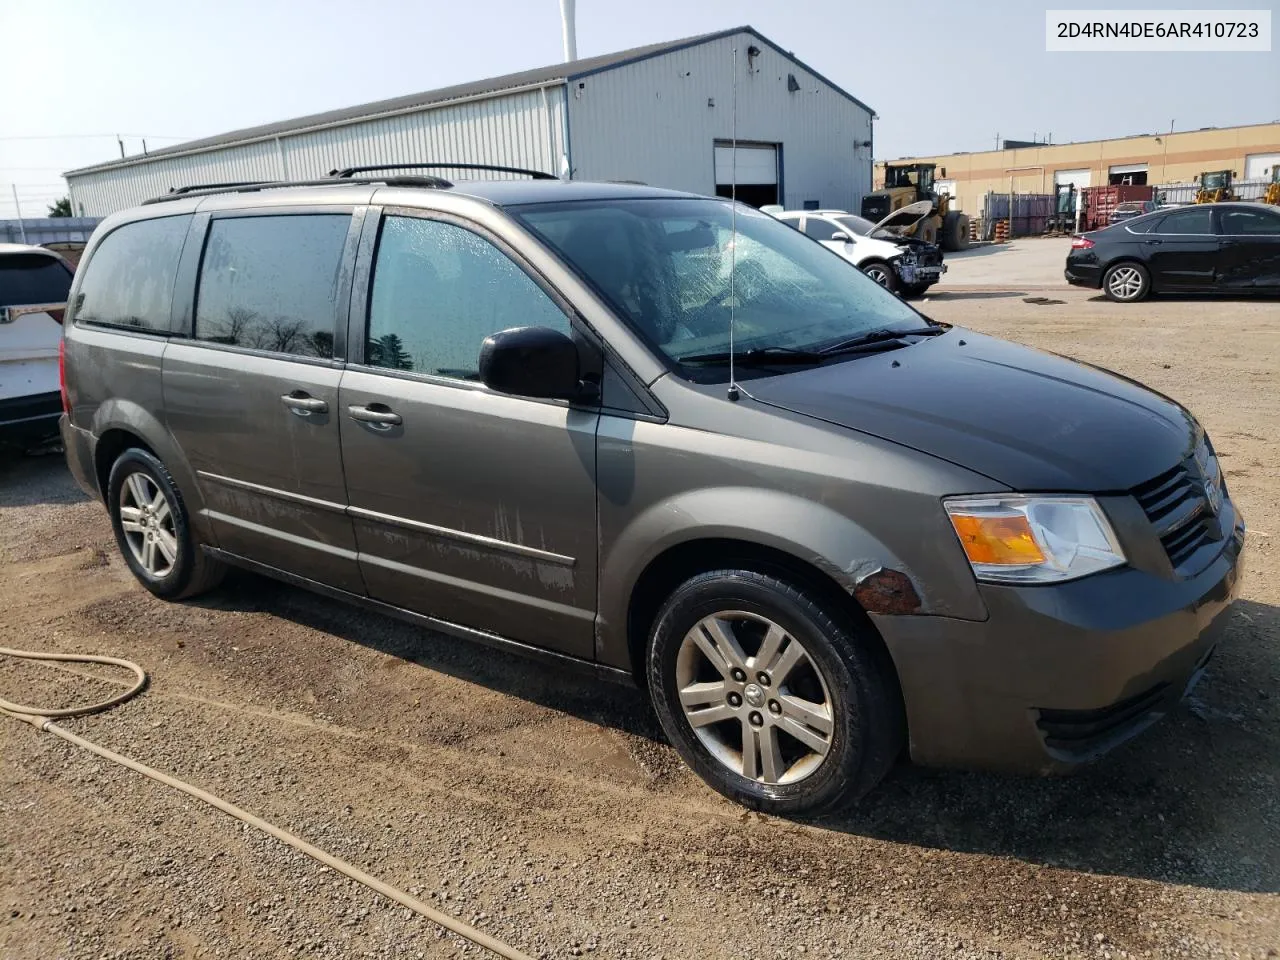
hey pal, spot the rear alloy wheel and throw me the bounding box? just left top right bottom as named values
left=107, top=448, right=225, bottom=600
left=647, top=570, right=904, bottom=815
left=1103, top=262, right=1150, bottom=302
left=861, top=261, right=899, bottom=294
left=118, top=471, right=179, bottom=580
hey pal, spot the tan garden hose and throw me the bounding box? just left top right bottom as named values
left=0, top=645, right=533, bottom=960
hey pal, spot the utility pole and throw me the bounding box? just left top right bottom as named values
left=10, top=185, right=27, bottom=242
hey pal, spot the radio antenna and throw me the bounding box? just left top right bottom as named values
left=727, top=46, right=740, bottom=402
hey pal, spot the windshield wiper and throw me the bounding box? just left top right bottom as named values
left=818, top=326, right=946, bottom=356
left=675, top=345, right=825, bottom=366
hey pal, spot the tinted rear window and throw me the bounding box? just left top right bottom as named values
left=0, top=253, right=72, bottom=308
left=194, top=214, right=350, bottom=358
left=74, top=215, right=190, bottom=331
left=1155, top=208, right=1212, bottom=235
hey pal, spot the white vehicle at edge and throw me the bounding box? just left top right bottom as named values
left=0, top=243, right=74, bottom=450
left=768, top=201, right=947, bottom=297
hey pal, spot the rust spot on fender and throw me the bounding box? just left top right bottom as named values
left=853, top=568, right=921, bottom=615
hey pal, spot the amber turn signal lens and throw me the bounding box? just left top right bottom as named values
left=949, top=513, right=1046, bottom=566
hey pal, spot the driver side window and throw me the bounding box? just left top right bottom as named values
left=803, top=218, right=838, bottom=241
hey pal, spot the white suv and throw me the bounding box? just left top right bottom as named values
left=772, top=201, right=946, bottom=297
left=1, top=244, right=73, bottom=450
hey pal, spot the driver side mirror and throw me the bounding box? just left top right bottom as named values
left=479, top=326, right=591, bottom=402
left=830, top=231, right=852, bottom=243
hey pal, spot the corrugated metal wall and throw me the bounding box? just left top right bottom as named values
left=66, top=87, right=568, bottom=215
left=566, top=31, right=873, bottom=212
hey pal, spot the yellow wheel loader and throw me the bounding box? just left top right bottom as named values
left=1194, top=170, right=1236, bottom=204
left=861, top=163, right=970, bottom=252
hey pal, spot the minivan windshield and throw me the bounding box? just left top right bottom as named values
left=514, top=198, right=923, bottom=376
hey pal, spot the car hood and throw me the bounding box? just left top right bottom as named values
left=744, top=329, right=1196, bottom=491
left=868, top=199, right=934, bottom=234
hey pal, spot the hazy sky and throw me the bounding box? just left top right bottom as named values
left=3, top=0, right=1277, bottom=216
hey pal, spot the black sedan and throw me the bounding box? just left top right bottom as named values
left=1066, top=202, right=1280, bottom=302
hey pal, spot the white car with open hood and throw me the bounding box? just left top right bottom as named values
left=1, top=244, right=73, bottom=450
left=770, top=201, right=946, bottom=297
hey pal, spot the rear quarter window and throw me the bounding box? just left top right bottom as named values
left=74, top=215, right=191, bottom=332
left=0, top=253, right=72, bottom=308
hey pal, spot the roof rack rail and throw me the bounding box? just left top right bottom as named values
left=167, top=180, right=274, bottom=195
left=330, top=162, right=557, bottom=180
left=142, top=174, right=453, bottom=205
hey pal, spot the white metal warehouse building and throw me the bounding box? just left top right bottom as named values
left=63, top=26, right=875, bottom=216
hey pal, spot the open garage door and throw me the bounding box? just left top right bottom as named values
left=714, top=142, right=779, bottom=208
left=1109, top=163, right=1148, bottom=186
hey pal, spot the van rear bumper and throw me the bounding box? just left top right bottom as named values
left=60, top=415, right=100, bottom=500
left=873, top=522, right=1245, bottom=774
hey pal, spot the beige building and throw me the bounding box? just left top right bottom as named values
left=875, top=121, right=1280, bottom=214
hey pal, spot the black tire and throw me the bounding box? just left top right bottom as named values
left=861, top=260, right=899, bottom=294
left=646, top=569, right=904, bottom=816
left=942, top=212, right=970, bottom=252
left=1102, top=261, right=1151, bottom=303
left=107, top=448, right=225, bottom=600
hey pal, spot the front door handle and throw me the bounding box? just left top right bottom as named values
left=1143, top=238, right=1162, bottom=245
left=280, top=392, right=328, bottom=415
left=348, top=404, right=403, bottom=427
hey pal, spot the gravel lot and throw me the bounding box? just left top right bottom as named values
left=2, top=270, right=1278, bottom=959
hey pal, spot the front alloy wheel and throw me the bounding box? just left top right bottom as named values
left=862, top=262, right=896, bottom=291
left=677, top=611, right=834, bottom=785
left=647, top=569, right=905, bottom=815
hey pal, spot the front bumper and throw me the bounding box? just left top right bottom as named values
left=874, top=516, right=1245, bottom=774
left=896, top=259, right=946, bottom=286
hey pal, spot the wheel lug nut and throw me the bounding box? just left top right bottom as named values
left=757, top=672, right=771, bottom=686
left=768, top=700, right=782, bottom=715
left=749, top=711, right=763, bottom=727
left=731, top=668, right=746, bottom=683
left=727, top=692, right=742, bottom=707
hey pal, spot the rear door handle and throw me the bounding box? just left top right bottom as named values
left=1143, top=238, right=1162, bottom=245
left=348, top=404, right=402, bottom=427
left=280, top=392, right=328, bottom=415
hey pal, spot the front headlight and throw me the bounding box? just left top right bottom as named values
left=944, top=495, right=1125, bottom=584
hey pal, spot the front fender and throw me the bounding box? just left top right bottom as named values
left=597, top=486, right=935, bottom=670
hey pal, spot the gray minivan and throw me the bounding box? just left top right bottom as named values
left=61, top=170, right=1245, bottom=814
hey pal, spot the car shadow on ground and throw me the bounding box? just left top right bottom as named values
left=941, top=244, right=1012, bottom=260
left=0, top=449, right=90, bottom=508
left=818, top=599, right=1279, bottom=894
left=922, top=290, right=1029, bottom=300
left=199, top=571, right=666, bottom=740
left=1089, top=292, right=1280, bottom=304
left=209, top=570, right=1278, bottom=894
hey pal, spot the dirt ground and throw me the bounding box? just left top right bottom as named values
left=3, top=279, right=1279, bottom=959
